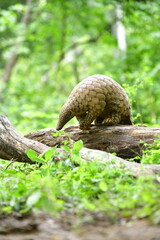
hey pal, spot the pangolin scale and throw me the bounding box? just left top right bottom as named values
left=56, top=74, right=133, bottom=130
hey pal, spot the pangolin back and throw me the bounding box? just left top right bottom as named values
left=56, top=74, right=133, bottom=130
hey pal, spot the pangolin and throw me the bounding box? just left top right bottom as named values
left=56, top=74, right=133, bottom=130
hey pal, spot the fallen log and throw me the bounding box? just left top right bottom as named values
left=25, top=124, right=160, bottom=159
left=0, top=115, right=160, bottom=176
left=0, top=115, right=50, bottom=164
left=80, top=148, right=160, bottom=176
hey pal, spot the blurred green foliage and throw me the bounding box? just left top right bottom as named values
left=0, top=0, right=160, bottom=133
left=141, top=138, right=160, bottom=164
left=0, top=141, right=160, bottom=224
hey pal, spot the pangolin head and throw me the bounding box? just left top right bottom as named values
left=56, top=104, right=74, bottom=130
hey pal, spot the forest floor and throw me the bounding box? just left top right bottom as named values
left=0, top=212, right=160, bottom=240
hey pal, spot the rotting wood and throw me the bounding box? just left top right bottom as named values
left=0, top=115, right=50, bottom=163
left=0, top=115, right=160, bottom=176
left=25, top=124, right=160, bottom=159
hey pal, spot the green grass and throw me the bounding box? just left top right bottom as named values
left=0, top=141, right=160, bottom=224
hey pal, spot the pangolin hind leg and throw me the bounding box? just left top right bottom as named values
left=94, top=110, right=121, bottom=126
left=102, top=112, right=121, bottom=125
left=76, top=109, right=102, bottom=130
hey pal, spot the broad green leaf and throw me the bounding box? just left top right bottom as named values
left=26, top=149, right=38, bottom=161
left=35, top=157, right=45, bottom=163
left=61, top=145, right=71, bottom=153
left=4, top=169, right=17, bottom=174
left=26, top=149, right=45, bottom=163
left=27, top=191, right=41, bottom=208
left=72, top=140, right=83, bottom=154
left=99, top=181, right=108, bottom=191
left=44, top=147, right=56, bottom=161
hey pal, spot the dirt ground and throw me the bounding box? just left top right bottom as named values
left=0, top=212, right=160, bottom=240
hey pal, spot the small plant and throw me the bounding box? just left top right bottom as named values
left=26, top=147, right=57, bottom=164
left=141, top=137, right=160, bottom=164
left=26, top=139, right=83, bottom=165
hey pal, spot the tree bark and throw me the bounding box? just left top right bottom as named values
left=0, top=115, right=160, bottom=176
left=0, top=115, right=50, bottom=164
left=25, top=124, right=160, bottom=159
